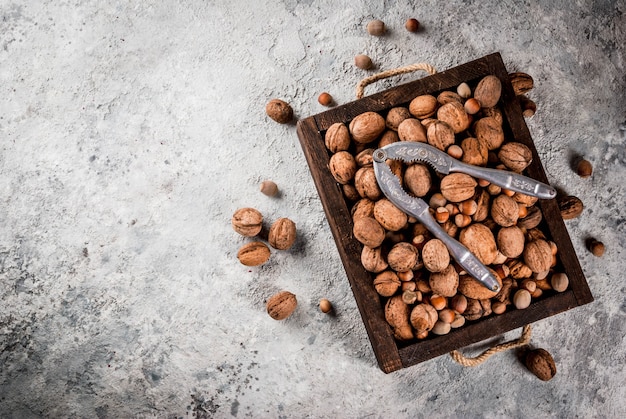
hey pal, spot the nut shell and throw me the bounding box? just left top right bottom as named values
left=429, top=264, right=459, bottom=297
left=387, top=242, right=419, bottom=273
left=374, top=198, right=408, bottom=232
left=385, top=295, right=414, bottom=341
left=404, top=163, right=432, bottom=197
left=557, top=195, right=584, bottom=220
left=459, top=223, right=498, bottom=265
left=325, top=122, right=351, bottom=153
left=237, top=241, right=271, bottom=266
left=437, top=101, right=470, bottom=133
left=440, top=173, right=477, bottom=203
left=498, top=142, right=533, bottom=172
left=409, top=95, right=438, bottom=119
left=458, top=273, right=502, bottom=300
left=232, top=207, right=263, bottom=237
left=266, top=291, right=297, bottom=320
left=353, top=216, right=385, bottom=248
left=268, top=217, right=297, bottom=250
left=397, top=118, right=427, bottom=142
left=329, top=151, right=357, bottom=185
left=422, top=239, right=450, bottom=273
left=473, top=117, right=504, bottom=150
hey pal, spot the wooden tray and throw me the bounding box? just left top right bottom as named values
left=296, top=53, right=593, bottom=373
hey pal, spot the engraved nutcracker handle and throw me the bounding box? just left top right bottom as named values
left=417, top=210, right=501, bottom=292
left=450, top=160, right=556, bottom=199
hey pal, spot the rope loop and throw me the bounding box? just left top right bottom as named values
left=355, top=63, right=437, bottom=99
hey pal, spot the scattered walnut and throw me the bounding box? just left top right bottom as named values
left=268, top=217, right=297, bottom=250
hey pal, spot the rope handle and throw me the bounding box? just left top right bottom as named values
left=355, top=62, right=437, bottom=99
left=450, top=324, right=532, bottom=367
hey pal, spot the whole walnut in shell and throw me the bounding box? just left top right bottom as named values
left=404, top=163, right=432, bottom=197
left=374, top=270, right=401, bottom=297
left=268, top=217, right=297, bottom=250
left=329, top=151, right=357, bottom=185
left=387, top=242, right=419, bottom=273
left=437, top=101, right=470, bottom=133
left=440, top=173, right=477, bottom=202
left=386, top=107, right=411, bottom=131
left=325, top=122, right=351, bottom=153
left=385, top=295, right=414, bottom=341
left=422, top=238, right=450, bottom=273
left=461, top=137, right=488, bottom=166
left=351, top=198, right=376, bottom=221
left=458, top=273, right=502, bottom=300
left=237, top=241, right=271, bottom=266
left=409, top=94, right=438, bottom=119
left=361, top=246, right=389, bottom=273
left=497, top=226, right=525, bottom=258
left=429, top=264, right=459, bottom=297
left=349, top=111, right=386, bottom=144
left=232, top=207, right=263, bottom=237
left=397, top=118, right=427, bottom=142
left=353, top=216, right=385, bottom=248
left=491, top=194, right=520, bottom=227
left=473, top=117, right=504, bottom=150
left=523, top=239, right=553, bottom=273
left=473, top=75, right=502, bottom=108
left=427, top=121, right=456, bottom=151
left=266, top=291, right=297, bottom=320
left=355, top=166, right=383, bottom=200
left=265, top=99, right=293, bottom=124
left=410, top=303, right=438, bottom=332
left=498, top=142, right=533, bottom=172
left=374, top=198, right=408, bottom=232
left=459, top=223, right=498, bottom=265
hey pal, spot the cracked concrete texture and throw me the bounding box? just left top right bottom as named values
left=0, top=0, right=625, bottom=417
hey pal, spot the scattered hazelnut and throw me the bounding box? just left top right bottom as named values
left=405, top=18, right=420, bottom=32
left=576, top=159, right=593, bottom=177
left=355, top=54, right=373, bottom=70
left=586, top=239, right=605, bottom=257
left=265, top=99, right=293, bottom=124
left=318, top=92, right=333, bottom=106
left=366, top=19, right=386, bottom=36
left=259, top=180, right=279, bottom=197
left=319, top=298, right=333, bottom=313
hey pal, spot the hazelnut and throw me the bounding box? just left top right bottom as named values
left=316, top=92, right=333, bottom=107
left=450, top=294, right=468, bottom=314
left=586, top=238, right=605, bottom=257
left=366, top=19, right=386, bottom=36
left=354, top=54, right=373, bottom=70
left=513, top=289, right=532, bottom=309
left=447, top=144, right=463, bottom=159
left=259, top=180, right=279, bottom=197
left=237, top=241, right=271, bottom=266
left=576, top=159, right=593, bottom=178
left=431, top=320, right=451, bottom=335
left=464, top=98, right=481, bottom=115
left=319, top=298, right=333, bottom=314
left=266, top=291, right=297, bottom=320
left=524, top=348, right=557, bottom=381
left=405, top=18, right=420, bottom=32
left=457, top=82, right=472, bottom=99
left=265, top=99, right=293, bottom=124
left=268, top=217, right=297, bottom=250
left=232, top=207, right=264, bottom=237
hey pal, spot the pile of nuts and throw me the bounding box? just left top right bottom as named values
left=323, top=73, right=574, bottom=342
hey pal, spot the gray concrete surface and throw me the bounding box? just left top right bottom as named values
left=1, top=0, right=625, bottom=417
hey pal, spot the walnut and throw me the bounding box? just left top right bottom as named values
left=429, top=264, right=459, bottom=297
left=507, top=259, right=533, bottom=279
left=509, top=72, right=534, bottom=95
left=374, top=198, right=408, bottom=232
left=437, top=101, right=470, bottom=133
left=361, top=246, right=388, bottom=273
left=231, top=207, right=263, bottom=237
left=408, top=94, right=438, bottom=119
left=437, top=90, right=463, bottom=105
left=385, top=295, right=414, bottom=341
left=351, top=198, right=376, bottom=221
left=355, top=148, right=374, bottom=167
left=473, top=116, right=504, bottom=150
left=523, top=239, right=553, bottom=273
left=498, top=142, right=533, bottom=172
left=518, top=205, right=543, bottom=229
left=266, top=291, right=297, bottom=320
left=386, top=107, right=411, bottom=131
left=374, top=270, right=401, bottom=297
left=324, top=122, right=350, bottom=153
left=440, top=173, right=477, bottom=203
left=524, top=348, right=557, bottom=381
left=463, top=297, right=484, bottom=321
left=387, top=242, right=419, bottom=272
left=459, top=223, right=498, bottom=265
left=378, top=130, right=399, bottom=148
left=329, top=151, right=357, bottom=184
left=397, top=118, right=427, bottom=142
left=427, top=120, right=456, bottom=151
left=421, top=238, right=450, bottom=273
left=354, top=166, right=383, bottom=200
left=265, top=99, right=293, bottom=124
left=491, top=194, right=520, bottom=227
left=513, top=192, right=538, bottom=208
left=237, top=241, right=271, bottom=266
left=458, top=273, right=502, bottom=300
left=497, top=226, right=526, bottom=258
left=353, top=216, right=386, bottom=248
left=557, top=195, right=584, bottom=220
left=473, top=75, right=502, bottom=108
left=472, top=189, right=491, bottom=222
left=410, top=303, right=438, bottom=333
left=461, top=137, right=488, bottom=166
left=268, top=217, right=297, bottom=250
left=404, top=163, right=432, bottom=197
left=349, top=111, right=386, bottom=144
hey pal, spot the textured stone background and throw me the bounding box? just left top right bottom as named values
left=1, top=1, right=624, bottom=417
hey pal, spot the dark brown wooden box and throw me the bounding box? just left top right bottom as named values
left=296, top=53, right=593, bottom=373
